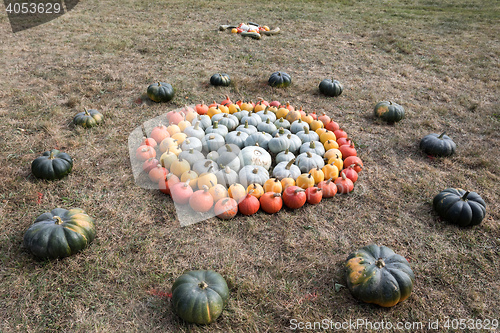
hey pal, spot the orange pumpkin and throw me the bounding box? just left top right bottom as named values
left=259, top=192, right=283, bottom=214
left=280, top=177, right=296, bottom=190
left=296, top=173, right=315, bottom=189
left=322, top=163, right=339, bottom=181
left=228, top=183, right=246, bottom=203
left=214, top=198, right=238, bottom=219
left=263, top=178, right=283, bottom=193
left=308, top=167, right=325, bottom=184
left=247, top=183, right=265, bottom=199
left=189, top=185, right=214, bottom=212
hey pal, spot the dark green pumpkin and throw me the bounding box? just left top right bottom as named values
left=73, top=109, right=103, bottom=128
left=171, top=270, right=230, bottom=325
left=210, top=73, right=231, bottom=86
left=373, top=101, right=405, bottom=123
left=420, top=132, right=456, bottom=157
left=147, top=82, right=174, bottom=102
left=319, top=79, right=343, bottom=97
left=24, top=208, right=96, bottom=259
left=268, top=71, right=292, bottom=88
left=31, top=149, right=73, bottom=180
left=433, top=188, right=486, bottom=227
left=345, top=244, right=414, bottom=307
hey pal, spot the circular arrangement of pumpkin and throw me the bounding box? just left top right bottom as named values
left=135, top=96, right=364, bottom=218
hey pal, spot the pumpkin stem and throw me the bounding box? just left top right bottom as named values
left=213, top=121, right=219, bottom=128
left=294, top=188, right=305, bottom=194
left=286, top=159, right=295, bottom=170
left=273, top=192, right=282, bottom=198
left=461, top=191, right=470, bottom=201
left=54, top=216, right=64, bottom=225
left=198, top=281, right=208, bottom=289
left=438, top=132, right=446, bottom=139
left=157, top=82, right=161, bottom=86
left=375, top=258, right=385, bottom=268
left=304, top=126, right=309, bottom=134
left=84, top=108, right=90, bottom=116
left=252, top=168, right=259, bottom=174
left=49, top=150, right=56, bottom=159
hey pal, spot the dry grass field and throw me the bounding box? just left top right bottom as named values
left=0, top=0, right=499, bottom=332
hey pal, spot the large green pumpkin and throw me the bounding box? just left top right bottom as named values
left=171, top=270, right=230, bottom=325
left=433, top=188, right=486, bottom=227
left=345, top=244, right=414, bottom=307
left=31, top=149, right=73, bottom=180
left=210, top=73, right=231, bottom=86
left=373, top=101, right=405, bottom=123
left=73, top=109, right=104, bottom=128
left=147, top=82, right=174, bottom=102
left=420, top=132, right=456, bottom=157
left=319, top=79, right=343, bottom=97
left=268, top=71, right=292, bottom=88
left=24, top=208, right=96, bottom=259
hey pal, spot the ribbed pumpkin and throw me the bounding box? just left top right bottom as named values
left=73, top=108, right=103, bottom=128
left=228, top=184, right=247, bottom=203
left=319, top=79, right=343, bottom=97
left=147, top=82, right=174, bottom=102
left=171, top=270, right=230, bottom=324
left=210, top=73, right=231, bottom=86
left=419, top=132, right=456, bottom=157
left=268, top=71, right=292, bottom=88
left=31, top=149, right=74, bottom=180
left=373, top=101, right=405, bottom=123
left=433, top=188, right=486, bottom=227
left=23, top=208, right=96, bottom=259
left=345, top=244, right=415, bottom=307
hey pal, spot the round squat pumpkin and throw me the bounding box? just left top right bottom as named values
left=345, top=244, right=415, bottom=307
left=433, top=188, right=486, bottom=227
left=318, top=79, right=343, bottom=97
left=147, top=82, right=174, bottom=102
left=210, top=73, right=231, bottom=86
left=373, top=101, right=405, bottom=123
left=31, top=149, right=73, bottom=180
left=420, top=132, right=456, bottom=157
left=73, top=109, right=103, bottom=128
left=23, top=208, right=96, bottom=259
left=171, top=270, right=230, bottom=325
left=268, top=71, right=292, bottom=88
